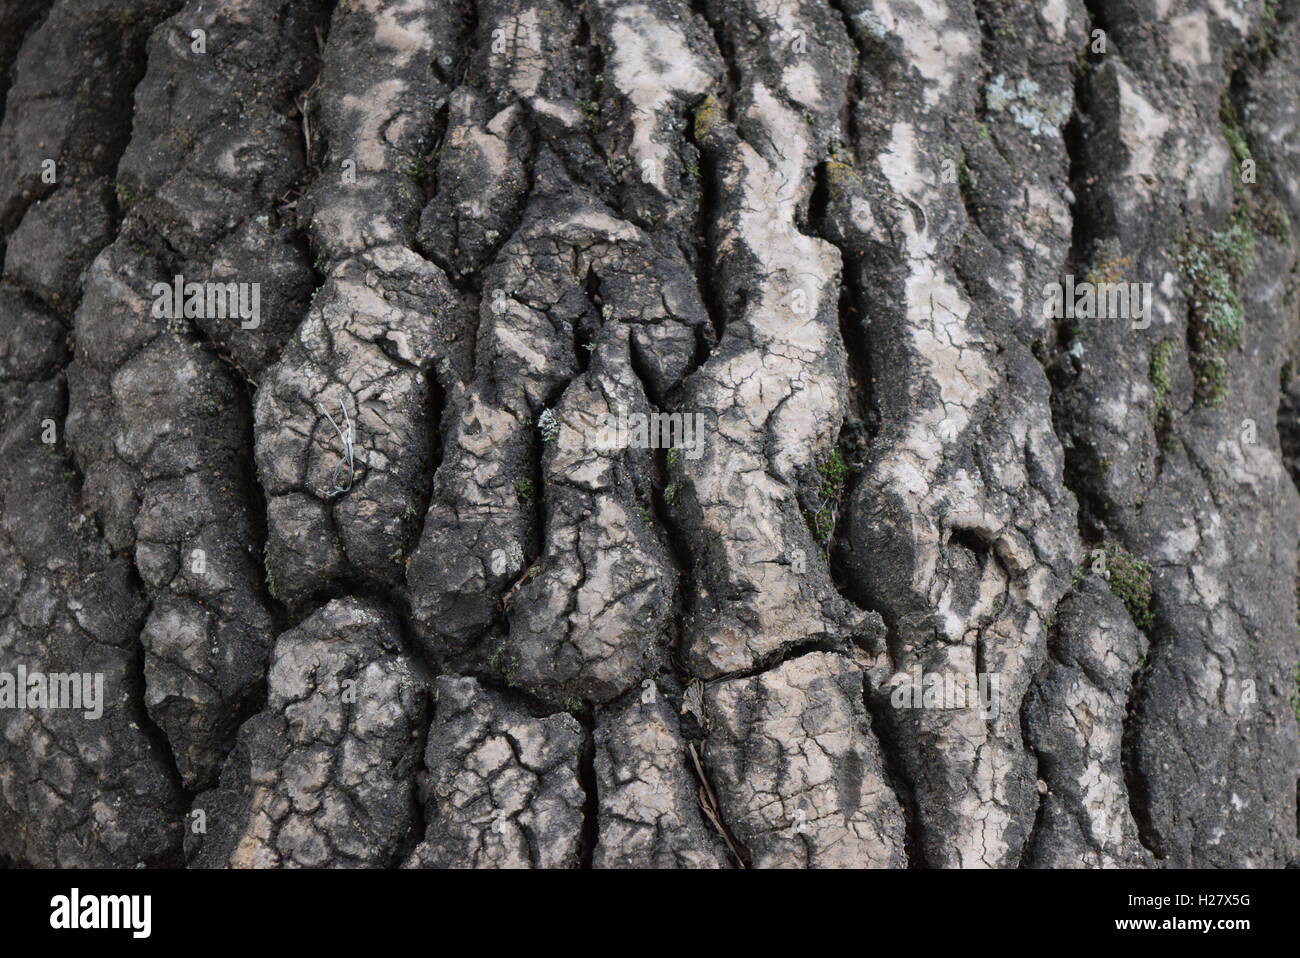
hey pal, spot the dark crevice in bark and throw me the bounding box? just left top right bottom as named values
left=7, top=309, right=84, bottom=512
left=805, top=166, right=881, bottom=611
left=622, top=344, right=700, bottom=739
left=860, top=689, right=924, bottom=869
left=627, top=378, right=720, bottom=868
left=826, top=0, right=863, bottom=152
left=577, top=269, right=603, bottom=373
left=121, top=569, right=192, bottom=854
left=1016, top=610, right=1078, bottom=868
left=289, top=3, right=335, bottom=216
left=653, top=461, right=700, bottom=705
left=687, top=112, right=726, bottom=342
left=700, top=637, right=857, bottom=687
left=408, top=102, right=446, bottom=206
left=576, top=717, right=599, bottom=869
left=1037, top=2, right=1165, bottom=861
left=969, top=0, right=1002, bottom=90
left=449, top=656, right=594, bottom=726
left=819, top=424, right=870, bottom=610
left=293, top=9, right=333, bottom=180
left=1120, top=651, right=1164, bottom=858
left=1081, top=0, right=1111, bottom=42
left=399, top=683, right=437, bottom=864
left=816, top=173, right=879, bottom=446
left=1280, top=360, right=1300, bottom=494
left=576, top=2, right=606, bottom=122
left=0, top=1, right=54, bottom=130
left=837, top=285, right=878, bottom=447
left=1016, top=692, right=1048, bottom=867
left=444, top=0, right=480, bottom=88
left=690, top=0, right=739, bottom=116
left=407, top=370, right=449, bottom=573
left=1051, top=102, right=1107, bottom=545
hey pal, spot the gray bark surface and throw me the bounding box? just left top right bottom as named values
left=0, top=0, right=1297, bottom=868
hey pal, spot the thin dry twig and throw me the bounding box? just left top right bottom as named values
left=688, top=742, right=747, bottom=868
left=317, top=396, right=355, bottom=496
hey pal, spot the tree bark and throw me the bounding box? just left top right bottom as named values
left=0, top=0, right=1297, bottom=868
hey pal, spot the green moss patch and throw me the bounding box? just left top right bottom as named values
left=1179, top=221, right=1255, bottom=406
left=1149, top=339, right=1175, bottom=428
left=809, top=448, right=850, bottom=548
left=1103, top=544, right=1154, bottom=630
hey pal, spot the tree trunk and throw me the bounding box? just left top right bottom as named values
left=0, top=0, right=1297, bottom=869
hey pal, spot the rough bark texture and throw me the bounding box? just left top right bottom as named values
left=0, top=0, right=1297, bottom=868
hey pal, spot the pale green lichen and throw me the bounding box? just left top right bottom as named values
left=984, top=74, right=1071, bottom=138
left=537, top=408, right=560, bottom=442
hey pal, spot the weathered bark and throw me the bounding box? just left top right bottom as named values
left=0, top=0, right=1297, bottom=868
